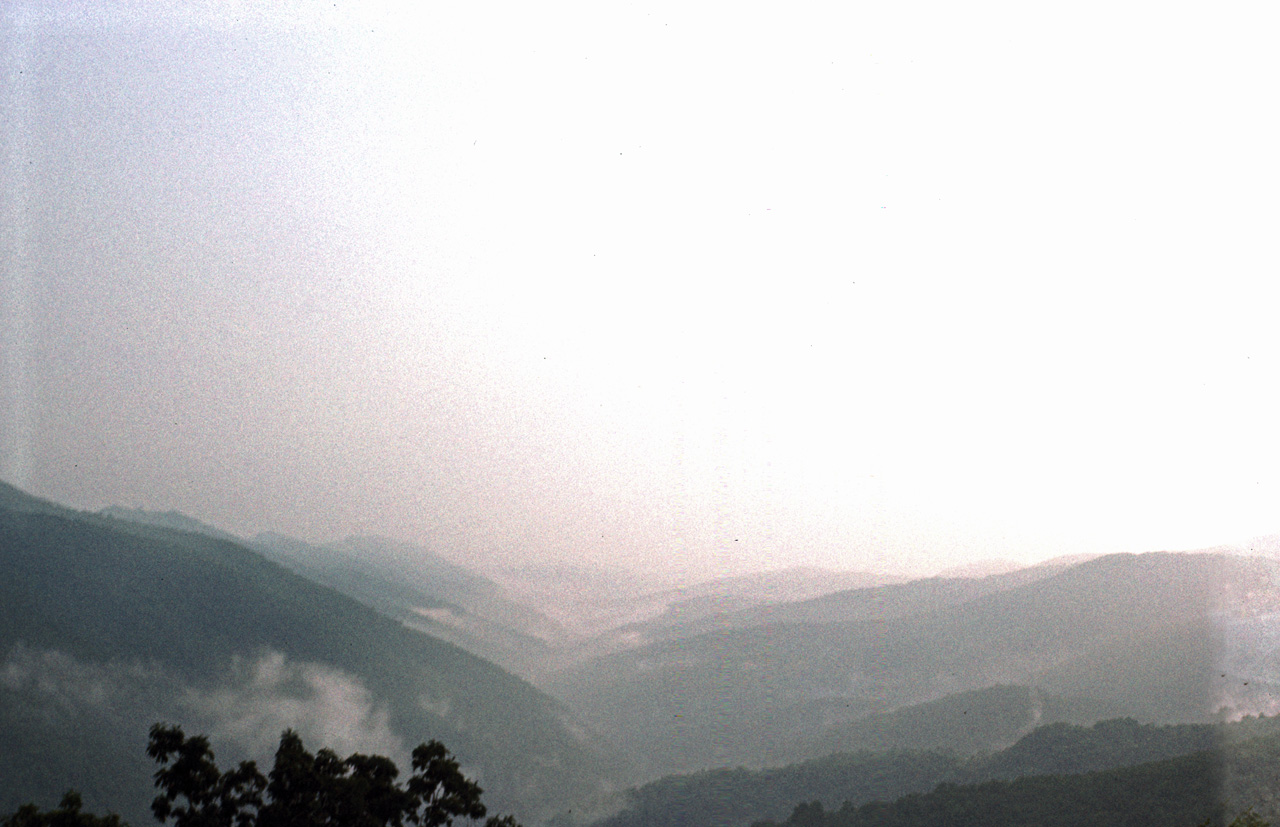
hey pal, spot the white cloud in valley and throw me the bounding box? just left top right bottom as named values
left=0, top=645, right=406, bottom=766
left=182, top=651, right=406, bottom=764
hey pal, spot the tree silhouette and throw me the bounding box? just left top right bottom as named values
left=0, top=792, right=127, bottom=827
left=147, top=724, right=517, bottom=827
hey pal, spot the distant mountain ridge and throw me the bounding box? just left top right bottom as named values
left=248, top=532, right=572, bottom=678
left=99, top=505, right=243, bottom=544
left=545, top=550, right=1280, bottom=775
left=97, top=506, right=570, bottom=679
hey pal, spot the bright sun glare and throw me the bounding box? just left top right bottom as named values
left=2, top=0, right=1279, bottom=576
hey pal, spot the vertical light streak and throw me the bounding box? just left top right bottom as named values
left=1, top=9, right=34, bottom=485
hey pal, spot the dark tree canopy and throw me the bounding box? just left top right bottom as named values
left=0, top=792, right=127, bottom=827
left=146, top=725, right=517, bottom=827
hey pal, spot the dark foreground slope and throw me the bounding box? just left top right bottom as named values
left=764, top=751, right=1227, bottom=827
left=0, top=483, right=620, bottom=825
left=591, top=715, right=1276, bottom=827
left=755, top=730, right=1280, bottom=827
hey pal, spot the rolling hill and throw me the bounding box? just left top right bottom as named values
left=589, top=714, right=1274, bottom=827
left=752, top=728, right=1280, bottom=827
left=545, top=551, right=1280, bottom=774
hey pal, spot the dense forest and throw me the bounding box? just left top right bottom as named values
left=594, top=717, right=1280, bottom=827
left=751, top=740, right=1271, bottom=827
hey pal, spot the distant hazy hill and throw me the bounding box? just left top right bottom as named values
left=1, top=482, right=621, bottom=825
left=517, top=563, right=901, bottom=670
left=934, top=558, right=1028, bottom=578
left=99, top=505, right=243, bottom=544
left=797, top=686, right=1066, bottom=761
left=594, top=568, right=904, bottom=648
left=639, top=568, right=903, bottom=630
left=247, top=532, right=567, bottom=678
left=546, top=551, right=1280, bottom=774
left=496, top=561, right=897, bottom=638
left=705, top=555, right=1089, bottom=631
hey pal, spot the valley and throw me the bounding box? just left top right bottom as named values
left=4, top=481, right=1280, bottom=826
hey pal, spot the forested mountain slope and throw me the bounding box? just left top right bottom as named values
left=592, top=716, right=1280, bottom=827
left=755, top=731, right=1280, bottom=827
left=0, top=482, right=621, bottom=826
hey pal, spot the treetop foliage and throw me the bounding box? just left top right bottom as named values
left=146, top=724, right=516, bottom=827
left=2, top=725, right=519, bottom=827
left=1, top=792, right=127, bottom=827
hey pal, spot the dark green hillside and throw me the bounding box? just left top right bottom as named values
left=1032, top=616, right=1223, bottom=720
left=799, top=684, right=1203, bottom=764
left=757, top=732, right=1280, bottom=827
left=588, top=715, right=1265, bottom=827
left=781, top=685, right=1126, bottom=769
left=976, top=717, right=1225, bottom=781
left=0, top=483, right=619, bottom=825
left=802, top=686, right=1045, bottom=760
left=762, top=749, right=1227, bottom=827
left=592, top=751, right=965, bottom=827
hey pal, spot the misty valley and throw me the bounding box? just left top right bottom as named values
left=2, top=481, right=1279, bottom=827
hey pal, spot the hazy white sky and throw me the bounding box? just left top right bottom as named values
left=3, top=0, right=1279, bottom=577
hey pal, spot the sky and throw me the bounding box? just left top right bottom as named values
left=2, top=0, right=1279, bottom=579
